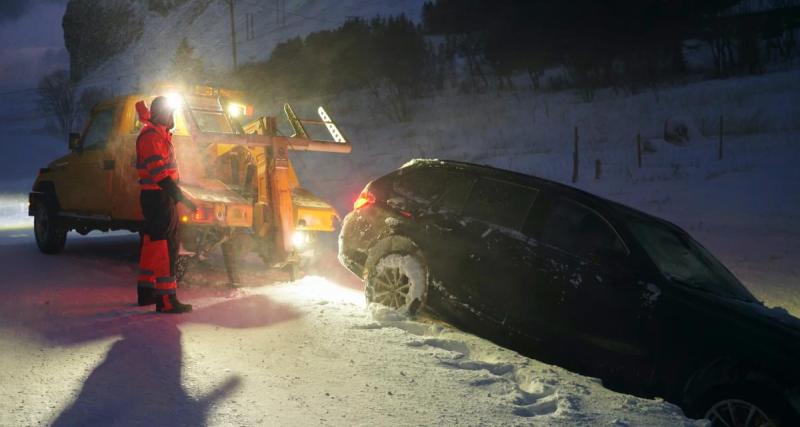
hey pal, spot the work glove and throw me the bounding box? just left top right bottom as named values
left=157, top=176, right=197, bottom=212
left=182, top=197, right=198, bottom=213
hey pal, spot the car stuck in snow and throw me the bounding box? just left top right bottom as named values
left=338, top=159, right=800, bottom=426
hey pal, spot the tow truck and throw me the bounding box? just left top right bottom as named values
left=29, top=84, right=351, bottom=282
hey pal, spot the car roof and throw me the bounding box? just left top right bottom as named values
left=403, top=159, right=683, bottom=231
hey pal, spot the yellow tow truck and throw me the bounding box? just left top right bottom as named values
left=29, top=84, right=350, bottom=282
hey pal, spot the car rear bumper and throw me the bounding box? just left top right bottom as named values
left=337, top=211, right=371, bottom=279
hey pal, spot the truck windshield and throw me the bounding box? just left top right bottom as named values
left=186, top=96, right=235, bottom=134
left=626, top=215, right=756, bottom=302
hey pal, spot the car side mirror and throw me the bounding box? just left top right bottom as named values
left=68, top=133, right=81, bottom=151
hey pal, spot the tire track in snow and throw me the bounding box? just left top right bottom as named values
left=366, top=305, right=563, bottom=419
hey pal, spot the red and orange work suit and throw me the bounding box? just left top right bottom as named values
left=135, top=111, right=181, bottom=300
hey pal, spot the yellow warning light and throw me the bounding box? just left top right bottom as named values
left=180, top=215, right=189, bottom=223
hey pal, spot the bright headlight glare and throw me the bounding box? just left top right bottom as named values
left=227, top=103, right=244, bottom=117
left=292, top=231, right=309, bottom=248
left=165, top=92, right=182, bottom=111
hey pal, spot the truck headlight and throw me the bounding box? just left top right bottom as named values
left=292, top=230, right=310, bottom=248
left=165, top=91, right=183, bottom=111
left=227, top=102, right=252, bottom=118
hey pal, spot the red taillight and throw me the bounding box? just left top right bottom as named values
left=353, top=191, right=375, bottom=210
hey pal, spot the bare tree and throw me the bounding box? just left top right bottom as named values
left=37, top=70, right=77, bottom=136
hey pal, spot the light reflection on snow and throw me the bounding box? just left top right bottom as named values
left=0, top=193, right=31, bottom=230
left=259, top=275, right=365, bottom=307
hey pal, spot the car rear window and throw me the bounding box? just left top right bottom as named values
left=539, top=198, right=627, bottom=262
left=461, top=178, right=538, bottom=230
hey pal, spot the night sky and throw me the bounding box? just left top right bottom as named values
left=0, top=0, right=68, bottom=92
left=0, top=1, right=70, bottom=191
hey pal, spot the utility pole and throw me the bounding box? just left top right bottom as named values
left=276, top=0, right=286, bottom=25
left=225, top=0, right=238, bottom=70
left=246, top=12, right=255, bottom=40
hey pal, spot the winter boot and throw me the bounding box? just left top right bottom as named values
left=156, top=294, right=193, bottom=314
left=137, top=285, right=157, bottom=306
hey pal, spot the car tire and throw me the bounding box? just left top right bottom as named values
left=365, top=251, right=429, bottom=316
left=697, top=384, right=797, bottom=427
left=33, top=200, right=67, bottom=254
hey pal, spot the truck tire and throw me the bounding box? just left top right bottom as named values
left=33, top=201, right=67, bottom=254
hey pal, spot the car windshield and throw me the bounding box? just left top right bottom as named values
left=186, top=96, right=235, bottom=134
left=626, top=215, right=756, bottom=302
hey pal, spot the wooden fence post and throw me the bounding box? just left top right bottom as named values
left=718, top=114, right=724, bottom=160
left=637, top=133, right=642, bottom=168
left=572, top=126, right=579, bottom=183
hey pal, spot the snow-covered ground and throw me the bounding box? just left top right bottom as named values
left=1, top=12, right=797, bottom=421
left=0, top=230, right=704, bottom=426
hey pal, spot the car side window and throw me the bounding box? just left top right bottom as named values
left=433, top=174, right=474, bottom=214
left=81, top=109, right=115, bottom=150
left=392, top=168, right=450, bottom=204
left=461, top=178, right=538, bottom=229
left=540, top=198, right=627, bottom=262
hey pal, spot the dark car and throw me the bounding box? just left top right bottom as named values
left=338, top=159, right=800, bottom=426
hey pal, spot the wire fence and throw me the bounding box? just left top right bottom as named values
left=556, top=116, right=787, bottom=188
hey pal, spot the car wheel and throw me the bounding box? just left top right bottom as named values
left=365, top=253, right=428, bottom=315
left=33, top=201, right=66, bottom=254
left=699, top=385, right=796, bottom=427
left=705, top=398, right=779, bottom=427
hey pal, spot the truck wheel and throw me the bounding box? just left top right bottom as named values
left=33, top=202, right=67, bottom=254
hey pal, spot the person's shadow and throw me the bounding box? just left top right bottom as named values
left=52, top=321, right=237, bottom=426
left=0, top=235, right=303, bottom=426
left=48, top=294, right=299, bottom=426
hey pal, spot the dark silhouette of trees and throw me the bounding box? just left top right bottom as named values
left=236, top=15, right=431, bottom=122
left=37, top=70, right=78, bottom=136
left=170, top=38, right=209, bottom=85
left=234, top=1, right=799, bottom=108
left=422, top=0, right=797, bottom=96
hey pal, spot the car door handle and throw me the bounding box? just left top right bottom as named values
left=103, top=160, right=115, bottom=170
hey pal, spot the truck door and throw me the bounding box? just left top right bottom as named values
left=62, top=107, right=116, bottom=217
left=110, top=130, right=141, bottom=221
